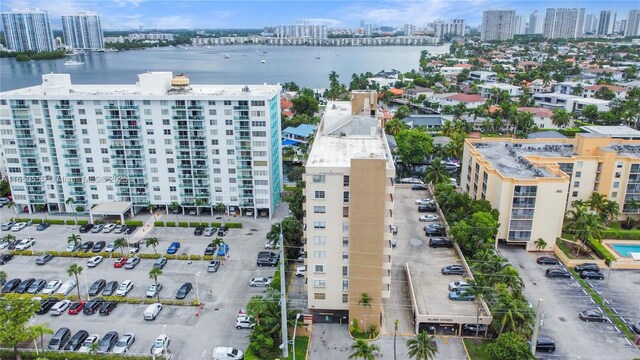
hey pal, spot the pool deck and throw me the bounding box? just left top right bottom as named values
left=603, top=240, right=640, bottom=269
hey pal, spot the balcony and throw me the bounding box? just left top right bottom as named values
left=237, top=165, right=252, bottom=170
left=63, top=153, right=80, bottom=158
left=15, top=134, right=34, bottom=139
left=238, top=183, right=254, bottom=189
left=54, top=104, right=72, bottom=109
left=18, top=143, right=37, bottom=149
left=29, top=190, right=46, bottom=195
left=188, top=115, right=204, bottom=120
left=60, top=143, right=78, bottom=149
left=234, top=126, right=250, bottom=131
left=19, top=152, right=38, bottom=158
left=188, top=105, right=203, bottom=109
left=172, top=116, right=187, bottom=120
left=69, top=190, right=86, bottom=196
left=56, top=115, right=74, bottom=120
left=60, top=134, right=77, bottom=140
left=15, top=124, right=32, bottom=129
left=12, top=114, right=31, bottom=119
left=125, top=173, right=146, bottom=178
left=119, top=105, right=139, bottom=110
left=235, top=135, right=250, bottom=141
left=239, top=201, right=254, bottom=207
left=233, top=105, right=249, bottom=110
left=178, top=173, right=208, bottom=179
left=11, top=104, right=29, bottom=109
left=57, top=124, right=75, bottom=130
left=171, top=105, right=187, bottom=109
left=29, top=198, right=47, bottom=204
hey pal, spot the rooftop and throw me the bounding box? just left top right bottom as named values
left=581, top=125, right=640, bottom=139
left=472, top=141, right=568, bottom=179
left=282, top=124, right=317, bottom=138
left=446, top=94, right=484, bottom=103
left=517, top=107, right=553, bottom=117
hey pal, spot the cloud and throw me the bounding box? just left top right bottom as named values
left=300, top=18, right=344, bottom=27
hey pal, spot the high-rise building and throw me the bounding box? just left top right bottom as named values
left=403, top=24, right=414, bottom=36
left=304, top=91, right=395, bottom=328
left=626, top=10, right=640, bottom=36
left=598, top=11, right=617, bottom=35
left=1, top=8, right=55, bottom=52
left=527, top=10, right=543, bottom=34
left=481, top=10, right=516, bottom=41
left=618, top=20, right=627, bottom=34
left=514, top=15, right=527, bottom=35
left=274, top=23, right=327, bottom=39
left=584, top=13, right=596, bottom=34
left=543, top=8, right=585, bottom=39
left=0, top=72, right=283, bottom=217
left=61, top=11, right=104, bottom=50
left=450, top=19, right=465, bottom=37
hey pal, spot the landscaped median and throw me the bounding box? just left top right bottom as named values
left=10, top=250, right=223, bottom=261
left=0, top=349, right=153, bottom=360
left=1, top=292, right=201, bottom=307
left=153, top=221, right=243, bottom=228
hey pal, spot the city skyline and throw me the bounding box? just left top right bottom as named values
left=0, top=0, right=638, bottom=30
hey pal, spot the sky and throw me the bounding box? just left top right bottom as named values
left=1, top=0, right=638, bottom=30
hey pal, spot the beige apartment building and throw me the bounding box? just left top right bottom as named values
left=461, top=133, right=640, bottom=250
left=304, top=91, right=395, bottom=329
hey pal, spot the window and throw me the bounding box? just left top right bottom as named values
left=163, top=119, right=170, bottom=125
left=313, top=280, right=326, bottom=288
left=314, top=206, right=326, bottom=213
left=342, top=266, right=348, bottom=276
left=615, top=172, right=621, bottom=178
left=343, top=206, right=349, bottom=218
left=343, top=175, right=350, bottom=186
left=224, top=100, right=232, bottom=106
left=342, top=237, right=349, bottom=247
left=251, top=100, right=265, bottom=106
left=252, top=131, right=266, bottom=137
left=314, top=293, right=326, bottom=300
left=342, top=280, right=348, bottom=291
left=342, top=294, right=348, bottom=303
left=144, top=109, right=152, bottom=115
left=575, top=171, right=581, bottom=178
left=611, top=192, right=618, bottom=198
left=314, top=265, right=325, bottom=273
left=342, top=252, right=349, bottom=260
left=313, top=251, right=326, bottom=258
left=314, top=236, right=326, bottom=244
left=209, top=109, right=217, bottom=115
left=343, top=191, right=349, bottom=203
left=163, top=129, right=171, bottom=135
left=572, top=191, right=578, bottom=197
left=313, top=221, right=326, bottom=229
left=613, top=182, right=619, bottom=189
left=314, top=191, right=325, bottom=199
left=342, top=222, right=349, bottom=232
left=313, top=175, right=325, bottom=183
left=573, top=181, right=580, bottom=187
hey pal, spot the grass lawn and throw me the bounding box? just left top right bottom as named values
left=556, top=238, right=594, bottom=260
left=285, top=336, right=309, bottom=360
left=283, top=184, right=297, bottom=192
left=463, top=338, right=492, bottom=360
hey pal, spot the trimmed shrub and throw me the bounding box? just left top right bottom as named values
left=76, top=219, right=89, bottom=225
left=125, top=220, right=144, bottom=227
left=47, top=219, right=66, bottom=225
left=203, top=255, right=213, bottom=261
left=165, top=221, right=175, bottom=227
left=178, top=222, right=189, bottom=227
left=154, top=221, right=165, bottom=227
left=66, top=220, right=76, bottom=225
left=226, top=222, right=243, bottom=229
left=587, top=238, right=616, bottom=262
left=176, top=254, right=189, bottom=260
left=31, top=218, right=42, bottom=224
left=189, top=222, right=201, bottom=227
left=211, top=222, right=222, bottom=227
left=602, top=229, right=640, bottom=240
left=200, top=222, right=209, bottom=226
left=93, top=219, right=104, bottom=224
left=189, top=255, right=202, bottom=261
left=137, top=253, right=161, bottom=259
left=165, top=254, right=178, bottom=260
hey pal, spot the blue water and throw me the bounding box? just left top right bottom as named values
left=610, top=244, right=640, bottom=257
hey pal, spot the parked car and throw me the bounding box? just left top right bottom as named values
left=98, top=331, right=119, bottom=353
left=0, top=254, right=14, bottom=265
left=144, top=303, right=163, bottom=320
left=207, top=260, right=221, bottom=273
left=91, top=224, right=105, bottom=233
left=429, top=237, right=453, bottom=248
left=42, top=279, right=62, bottom=295
left=194, top=226, right=205, bottom=236
left=235, top=315, right=256, bottom=329
left=249, top=277, right=273, bottom=287
left=441, top=265, right=464, bottom=275
left=64, top=330, right=89, bottom=351
left=15, top=278, right=36, bottom=293
left=92, top=241, right=106, bottom=252
left=1, top=221, right=16, bottom=231
left=50, top=300, right=72, bottom=316
left=295, top=266, right=306, bottom=277
left=204, top=243, right=216, bottom=255
left=115, top=280, right=133, bottom=296
left=575, top=263, right=600, bottom=273
left=204, top=227, right=216, bottom=236
left=87, top=255, right=104, bottom=267
left=68, top=300, right=86, bottom=315
left=124, top=257, right=140, bottom=269
left=579, top=309, right=608, bottom=322
left=15, top=238, right=35, bottom=250
left=150, top=334, right=170, bottom=355
left=2, top=278, right=21, bottom=293
left=102, top=224, right=116, bottom=233
left=545, top=268, right=571, bottom=279
left=11, top=222, right=28, bottom=231
left=217, top=243, right=230, bottom=257
left=114, top=257, right=128, bottom=268
left=631, top=322, right=640, bottom=335
left=35, top=298, right=58, bottom=315
left=535, top=336, right=556, bottom=353
left=264, top=240, right=280, bottom=249
left=462, top=324, right=487, bottom=334
left=175, top=282, right=193, bottom=299
left=124, top=226, right=136, bottom=235
left=79, top=224, right=94, bottom=233
left=257, top=256, right=278, bottom=267
left=113, top=332, right=135, bottom=354
left=113, top=225, right=124, bottom=234
left=390, top=225, right=398, bottom=235
left=411, top=184, right=427, bottom=190
left=580, top=270, right=605, bottom=280
left=448, top=280, right=470, bottom=292
left=536, top=256, right=560, bottom=265
left=36, top=222, right=50, bottom=231
left=56, top=279, right=77, bottom=295
left=66, top=242, right=81, bottom=252
left=88, top=280, right=107, bottom=297
left=129, top=241, right=141, bottom=254
left=83, top=298, right=105, bottom=315
left=26, top=279, right=47, bottom=294
left=167, top=242, right=180, bottom=254
left=449, top=291, right=476, bottom=301
left=153, top=257, right=168, bottom=269
left=6, top=239, right=21, bottom=250
left=419, top=214, right=439, bottom=222
left=218, top=226, right=229, bottom=236
left=415, top=198, right=434, bottom=205
left=78, top=335, right=100, bottom=353
left=99, top=301, right=118, bottom=316
left=418, top=205, right=437, bottom=213
left=48, top=327, right=71, bottom=351
left=79, top=241, right=95, bottom=252
left=146, top=283, right=163, bottom=298
left=36, top=253, right=53, bottom=265
left=425, top=226, right=446, bottom=237
left=102, top=281, right=119, bottom=296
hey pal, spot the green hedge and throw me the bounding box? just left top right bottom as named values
left=603, top=229, right=640, bottom=240
left=47, top=219, right=67, bottom=225
left=31, top=218, right=42, bottom=224
left=226, top=222, right=243, bottom=228
left=189, top=222, right=201, bottom=227
left=165, top=221, right=175, bottom=227
left=125, top=220, right=144, bottom=227
left=211, top=222, right=222, bottom=227
left=587, top=238, right=617, bottom=262
left=66, top=219, right=76, bottom=225
left=0, top=349, right=153, bottom=359
left=76, top=219, right=89, bottom=225
left=154, top=221, right=165, bottom=227
left=178, top=222, right=189, bottom=227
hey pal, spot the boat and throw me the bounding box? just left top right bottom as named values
left=261, top=59, right=266, bottom=64
left=315, top=50, right=320, bottom=59
left=242, top=53, right=247, bottom=56
left=224, top=54, right=231, bottom=59
left=64, top=60, right=84, bottom=66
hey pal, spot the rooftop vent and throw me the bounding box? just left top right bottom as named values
left=171, top=73, right=190, bottom=88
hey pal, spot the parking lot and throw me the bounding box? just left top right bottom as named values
left=0, top=207, right=289, bottom=358
left=589, top=269, right=640, bottom=337
left=500, top=245, right=640, bottom=359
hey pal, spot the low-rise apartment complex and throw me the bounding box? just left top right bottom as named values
left=304, top=91, right=395, bottom=328
left=461, top=133, right=640, bottom=250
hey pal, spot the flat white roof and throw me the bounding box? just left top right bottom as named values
left=90, top=201, right=132, bottom=215
left=581, top=125, right=640, bottom=138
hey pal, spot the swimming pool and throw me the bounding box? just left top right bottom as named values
left=610, top=244, right=640, bottom=257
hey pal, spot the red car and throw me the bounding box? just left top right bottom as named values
left=113, top=257, right=128, bottom=268
left=68, top=300, right=86, bottom=315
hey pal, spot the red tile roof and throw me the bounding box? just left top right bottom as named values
left=584, top=84, right=626, bottom=92
left=280, top=97, right=293, bottom=110
left=517, top=107, right=553, bottom=117
left=454, top=63, right=472, bottom=68
left=388, top=88, right=404, bottom=96
left=446, top=94, right=484, bottom=103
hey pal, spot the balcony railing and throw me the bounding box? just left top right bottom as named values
left=11, top=104, right=30, bottom=109
left=54, top=104, right=73, bottom=109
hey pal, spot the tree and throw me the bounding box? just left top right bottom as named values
left=32, top=323, right=53, bottom=356
left=551, top=108, right=571, bottom=128
left=215, top=202, right=226, bottom=224
left=0, top=270, right=6, bottom=296
left=571, top=84, right=584, bottom=96
left=194, top=198, right=206, bottom=215
left=581, top=104, right=599, bottom=123
left=147, top=203, right=157, bottom=221
left=282, top=81, right=300, bottom=92
left=67, top=264, right=83, bottom=300
left=114, top=237, right=128, bottom=254
left=0, top=297, right=40, bottom=359
left=406, top=331, right=438, bottom=360
left=349, top=339, right=380, bottom=360
left=465, top=277, right=492, bottom=338
left=593, top=86, right=616, bottom=100
left=145, top=237, right=159, bottom=254
left=394, top=105, right=410, bottom=120
left=497, top=265, right=524, bottom=296
left=491, top=284, right=534, bottom=336
left=357, top=293, right=372, bottom=330
left=65, top=197, right=77, bottom=222
left=284, top=182, right=303, bottom=221
left=485, top=332, right=535, bottom=360
left=385, top=118, right=408, bottom=136
left=67, top=233, right=81, bottom=248
left=393, top=319, right=399, bottom=360
left=573, top=212, right=605, bottom=256
left=394, top=129, right=433, bottom=165
left=149, top=267, right=163, bottom=302
left=292, top=94, right=319, bottom=117
left=534, top=238, right=547, bottom=250
left=6, top=200, right=16, bottom=214
left=423, top=159, right=450, bottom=185
left=169, top=202, right=181, bottom=223
left=599, top=200, right=620, bottom=225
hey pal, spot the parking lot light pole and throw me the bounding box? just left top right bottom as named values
left=83, top=269, right=90, bottom=301
left=530, top=298, right=543, bottom=356
left=195, top=272, right=201, bottom=305
left=292, top=313, right=303, bottom=360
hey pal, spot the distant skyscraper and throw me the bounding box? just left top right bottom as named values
left=618, top=20, right=626, bottom=34
left=403, top=24, right=414, bottom=36
left=584, top=13, right=596, bottom=34
left=598, top=11, right=617, bottom=35
left=528, top=10, right=542, bottom=34
left=515, top=15, right=527, bottom=35
left=543, top=8, right=585, bottom=39
left=626, top=10, right=640, bottom=36
left=481, top=9, right=516, bottom=41
left=61, top=11, right=104, bottom=50
left=450, top=19, right=465, bottom=37
left=1, top=8, right=55, bottom=52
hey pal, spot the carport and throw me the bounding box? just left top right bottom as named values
left=89, top=201, right=133, bottom=224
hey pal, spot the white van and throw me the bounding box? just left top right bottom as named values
left=212, top=346, right=244, bottom=360
left=56, top=279, right=77, bottom=296
left=144, top=303, right=163, bottom=321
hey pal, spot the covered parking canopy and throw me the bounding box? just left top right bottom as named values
left=89, top=201, right=133, bottom=224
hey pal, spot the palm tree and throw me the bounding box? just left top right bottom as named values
left=385, top=119, right=408, bottom=136
left=466, top=277, right=492, bottom=338
left=6, top=200, right=16, bottom=214
left=573, top=212, right=606, bottom=256
left=67, top=264, right=83, bottom=300
left=147, top=203, right=157, bottom=221
left=65, top=197, right=77, bottom=222
left=215, top=202, right=226, bottom=224
left=89, top=340, right=100, bottom=355
left=423, top=159, right=450, bottom=185
left=149, top=267, right=163, bottom=302
left=406, top=331, right=438, bottom=360
left=145, top=237, right=159, bottom=254
left=194, top=197, right=206, bottom=215
left=551, top=109, right=571, bottom=128
left=497, top=266, right=524, bottom=296
left=599, top=200, right=620, bottom=225
left=491, top=285, right=532, bottom=336
left=587, top=192, right=608, bottom=216
left=357, top=293, right=372, bottom=329
left=113, top=237, right=128, bottom=254
left=211, top=237, right=224, bottom=251
left=349, top=339, right=379, bottom=360
left=32, top=323, right=53, bottom=356
left=0, top=270, right=6, bottom=296
left=169, top=202, right=181, bottom=223
left=572, top=84, right=584, bottom=96
left=67, top=233, right=81, bottom=248
left=564, top=204, right=589, bottom=234
left=440, top=120, right=454, bottom=137
left=34, top=204, right=47, bottom=222
left=534, top=238, right=547, bottom=250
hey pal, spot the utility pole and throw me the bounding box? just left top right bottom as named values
left=279, top=223, right=289, bottom=358
left=530, top=298, right=543, bottom=356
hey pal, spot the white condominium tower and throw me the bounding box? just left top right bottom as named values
left=1, top=8, right=55, bottom=52
left=0, top=72, right=283, bottom=218
left=481, top=10, right=516, bottom=41
left=543, top=8, right=586, bottom=39
left=61, top=11, right=105, bottom=51
left=626, top=10, right=640, bottom=37
left=597, top=11, right=617, bottom=35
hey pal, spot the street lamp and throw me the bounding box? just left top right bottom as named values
left=292, top=313, right=303, bottom=360
left=195, top=272, right=201, bottom=305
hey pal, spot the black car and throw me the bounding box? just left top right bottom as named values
left=7, top=239, right=21, bottom=250
left=14, top=278, right=36, bottom=293
left=425, top=227, right=446, bottom=237
left=79, top=241, right=95, bottom=252
left=204, top=244, right=215, bottom=255
left=441, top=265, right=464, bottom=275
left=545, top=268, right=571, bottom=279
left=535, top=336, right=556, bottom=353
left=176, top=282, right=193, bottom=299
left=218, top=226, right=228, bottom=236
left=462, top=323, right=487, bottom=334
left=83, top=298, right=105, bottom=315
left=418, top=205, right=437, bottom=213
left=579, top=309, right=608, bottom=322
left=26, top=279, right=47, bottom=294
left=88, top=279, right=107, bottom=297
left=92, top=241, right=107, bottom=253
left=411, top=184, right=427, bottom=190
left=35, top=298, right=59, bottom=315
left=35, top=254, right=53, bottom=265
left=64, top=330, right=89, bottom=351
left=99, top=301, right=118, bottom=316
left=580, top=270, right=605, bottom=280
left=0, top=253, right=14, bottom=265
left=79, top=224, right=94, bottom=233
left=258, top=251, right=279, bottom=259
left=632, top=322, right=640, bottom=335
left=124, top=226, right=136, bottom=235
left=194, top=226, right=204, bottom=236
left=425, top=223, right=446, bottom=231
left=257, top=257, right=278, bottom=267
left=102, top=281, right=119, bottom=296
left=536, top=256, right=560, bottom=265
left=575, top=263, right=600, bottom=273
left=429, top=237, right=453, bottom=248
left=99, top=331, right=119, bottom=353
left=2, top=278, right=21, bottom=293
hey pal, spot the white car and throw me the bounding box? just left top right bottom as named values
left=78, top=335, right=100, bottom=353
left=115, top=280, right=133, bottom=296
left=203, top=227, right=216, bottom=236
left=102, top=224, right=117, bottom=233
left=42, top=280, right=62, bottom=295
left=295, top=266, right=306, bottom=277
left=104, top=242, right=115, bottom=253
left=15, top=238, right=35, bottom=250
left=264, top=241, right=280, bottom=249
left=249, top=277, right=273, bottom=287
left=448, top=280, right=470, bottom=292
left=146, top=283, right=163, bottom=298
left=151, top=334, right=170, bottom=355
left=11, top=222, right=27, bottom=231
left=415, top=198, right=434, bottom=205
left=90, top=224, right=104, bottom=233
left=56, top=279, right=77, bottom=295
left=113, top=224, right=124, bottom=233
left=0, top=240, right=9, bottom=249
left=235, top=315, right=255, bottom=329
left=419, top=214, right=439, bottom=222
left=50, top=300, right=71, bottom=316
left=87, top=256, right=103, bottom=267
left=112, top=332, right=135, bottom=354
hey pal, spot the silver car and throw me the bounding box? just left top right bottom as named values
left=112, top=332, right=135, bottom=354
left=146, top=283, right=163, bottom=298
left=203, top=227, right=216, bottom=236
